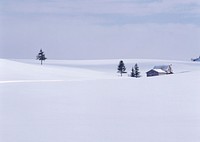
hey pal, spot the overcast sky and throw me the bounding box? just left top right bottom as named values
left=0, top=0, right=200, bottom=60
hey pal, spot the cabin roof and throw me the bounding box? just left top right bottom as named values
left=153, top=69, right=166, bottom=73
left=147, top=69, right=166, bottom=73
left=153, top=65, right=170, bottom=71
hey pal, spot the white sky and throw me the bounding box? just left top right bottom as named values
left=0, top=0, right=200, bottom=60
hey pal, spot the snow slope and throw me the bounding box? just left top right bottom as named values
left=0, top=59, right=200, bottom=142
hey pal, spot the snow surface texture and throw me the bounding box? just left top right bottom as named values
left=0, top=59, right=200, bottom=142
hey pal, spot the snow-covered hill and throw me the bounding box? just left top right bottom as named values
left=0, top=59, right=200, bottom=142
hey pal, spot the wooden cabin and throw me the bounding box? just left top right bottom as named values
left=146, top=65, right=173, bottom=77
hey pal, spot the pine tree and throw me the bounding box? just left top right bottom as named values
left=130, top=67, right=135, bottom=77
left=118, top=60, right=126, bottom=76
left=134, top=63, right=140, bottom=78
left=36, top=49, right=47, bottom=65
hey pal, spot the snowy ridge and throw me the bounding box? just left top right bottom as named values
left=11, top=58, right=200, bottom=75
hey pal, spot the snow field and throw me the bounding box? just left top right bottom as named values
left=0, top=59, right=200, bottom=142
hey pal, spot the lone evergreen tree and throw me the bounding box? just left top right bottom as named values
left=36, top=49, right=47, bottom=65
left=118, top=60, right=126, bottom=76
left=130, top=67, right=135, bottom=77
left=134, top=63, right=140, bottom=78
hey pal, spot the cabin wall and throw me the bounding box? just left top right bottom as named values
left=147, top=70, right=159, bottom=77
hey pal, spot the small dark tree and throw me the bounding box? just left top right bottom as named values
left=118, top=60, right=126, bottom=76
left=36, top=49, right=47, bottom=65
left=130, top=67, right=135, bottom=77
left=134, top=63, right=140, bottom=78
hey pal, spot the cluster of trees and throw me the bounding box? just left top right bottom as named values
left=118, top=60, right=140, bottom=78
